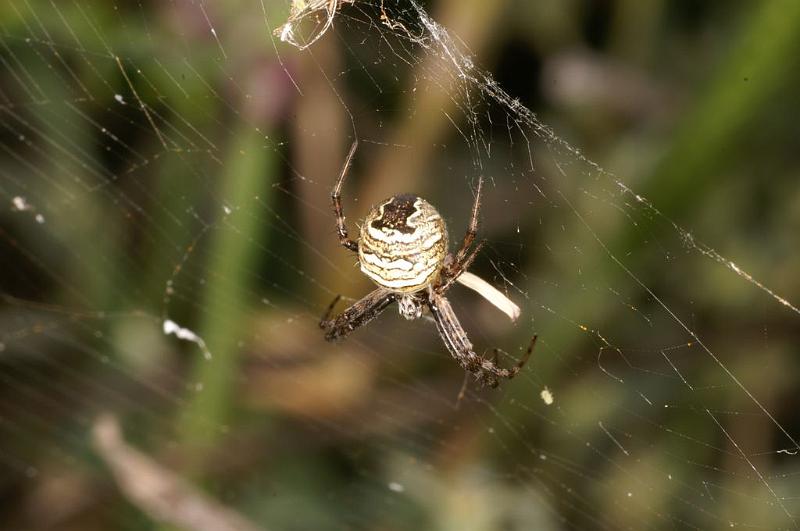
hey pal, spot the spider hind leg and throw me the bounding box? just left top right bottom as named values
left=479, top=335, right=538, bottom=384
left=428, top=291, right=536, bottom=389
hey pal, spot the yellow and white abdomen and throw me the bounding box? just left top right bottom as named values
left=358, top=194, right=448, bottom=293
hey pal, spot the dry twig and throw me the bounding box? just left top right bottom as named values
left=92, top=414, right=264, bottom=531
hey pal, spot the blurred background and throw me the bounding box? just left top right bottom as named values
left=1, top=0, right=800, bottom=529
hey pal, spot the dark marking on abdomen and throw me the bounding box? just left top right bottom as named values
left=370, top=194, right=419, bottom=234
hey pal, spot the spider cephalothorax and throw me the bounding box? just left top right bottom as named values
left=320, top=141, right=535, bottom=388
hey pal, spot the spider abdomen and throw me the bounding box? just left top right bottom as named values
left=358, top=194, right=448, bottom=293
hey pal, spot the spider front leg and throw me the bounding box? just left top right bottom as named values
left=320, top=288, right=396, bottom=342
left=436, top=239, right=486, bottom=294
left=437, top=177, right=484, bottom=293
left=451, top=176, right=483, bottom=269
left=331, top=140, right=360, bottom=253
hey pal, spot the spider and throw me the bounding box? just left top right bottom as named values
left=320, top=141, right=536, bottom=388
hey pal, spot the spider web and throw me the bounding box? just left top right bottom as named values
left=1, top=1, right=799, bottom=529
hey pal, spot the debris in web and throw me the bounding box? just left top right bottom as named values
left=274, top=0, right=355, bottom=50
left=162, top=319, right=212, bottom=360
left=11, top=196, right=45, bottom=224
left=456, top=271, right=520, bottom=322
left=387, top=481, right=405, bottom=493
left=92, top=415, right=264, bottom=531
left=540, top=387, right=554, bottom=405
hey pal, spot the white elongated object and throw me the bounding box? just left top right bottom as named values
left=455, top=271, right=521, bottom=322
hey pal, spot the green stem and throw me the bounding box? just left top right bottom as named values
left=176, top=127, right=274, bottom=473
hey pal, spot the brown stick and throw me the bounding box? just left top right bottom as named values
left=92, top=414, right=264, bottom=531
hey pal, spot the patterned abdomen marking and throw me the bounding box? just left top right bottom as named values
left=358, top=194, right=448, bottom=292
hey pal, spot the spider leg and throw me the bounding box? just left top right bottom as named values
left=451, top=176, right=483, bottom=269
left=481, top=348, right=501, bottom=389
left=332, top=140, right=360, bottom=252
left=321, top=294, right=342, bottom=322
left=455, top=370, right=470, bottom=408
left=428, top=290, right=535, bottom=388
left=320, top=288, right=396, bottom=342
left=479, top=335, right=537, bottom=381
left=438, top=177, right=484, bottom=292
left=437, top=239, right=486, bottom=294
left=489, top=348, right=499, bottom=366
left=427, top=290, right=493, bottom=387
